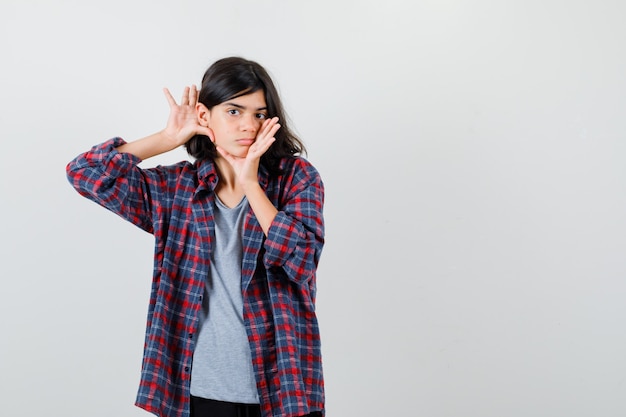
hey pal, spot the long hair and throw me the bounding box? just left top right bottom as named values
left=185, top=57, right=305, bottom=173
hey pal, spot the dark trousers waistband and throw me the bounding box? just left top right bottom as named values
left=190, top=396, right=261, bottom=417
left=190, top=395, right=323, bottom=417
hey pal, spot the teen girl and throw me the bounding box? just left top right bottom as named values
left=67, top=57, right=325, bottom=417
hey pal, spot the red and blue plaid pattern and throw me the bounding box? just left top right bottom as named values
left=66, top=138, right=325, bottom=417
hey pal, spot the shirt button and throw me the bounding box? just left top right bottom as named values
left=188, top=333, right=193, bottom=339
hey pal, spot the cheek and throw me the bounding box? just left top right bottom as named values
left=210, top=120, right=231, bottom=141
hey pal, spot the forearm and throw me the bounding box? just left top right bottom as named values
left=66, top=137, right=156, bottom=233
left=116, top=130, right=180, bottom=160
left=243, top=182, right=278, bottom=235
left=257, top=162, right=325, bottom=284
left=262, top=210, right=324, bottom=285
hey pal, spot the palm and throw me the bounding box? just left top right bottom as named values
left=163, top=86, right=208, bottom=146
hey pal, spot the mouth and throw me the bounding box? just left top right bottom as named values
left=236, top=138, right=255, bottom=146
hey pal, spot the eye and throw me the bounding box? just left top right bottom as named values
left=256, top=113, right=268, bottom=120
left=228, top=109, right=240, bottom=116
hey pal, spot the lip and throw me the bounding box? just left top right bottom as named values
left=236, top=138, right=255, bottom=146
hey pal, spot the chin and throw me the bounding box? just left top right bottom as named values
left=235, top=149, right=250, bottom=158
left=230, top=151, right=249, bottom=159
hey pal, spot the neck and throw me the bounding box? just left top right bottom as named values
left=214, top=157, right=237, bottom=189
left=213, top=157, right=245, bottom=208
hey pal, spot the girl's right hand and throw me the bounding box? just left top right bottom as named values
left=162, top=85, right=213, bottom=146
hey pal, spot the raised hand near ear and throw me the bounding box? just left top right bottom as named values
left=162, top=85, right=213, bottom=147
left=115, top=86, right=214, bottom=160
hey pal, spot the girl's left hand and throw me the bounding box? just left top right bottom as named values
left=216, top=117, right=281, bottom=185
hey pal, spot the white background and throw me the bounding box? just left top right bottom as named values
left=2, top=1, right=626, bottom=416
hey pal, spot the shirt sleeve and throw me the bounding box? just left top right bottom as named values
left=65, top=137, right=176, bottom=234
left=262, top=158, right=325, bottom=285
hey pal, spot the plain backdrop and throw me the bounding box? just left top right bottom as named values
left=1, top=1, right=626, bottom=416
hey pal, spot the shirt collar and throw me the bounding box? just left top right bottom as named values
left=196, top=158, right=219, bottom=190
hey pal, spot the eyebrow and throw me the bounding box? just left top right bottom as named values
left=224, top=102, right=268, bottom=111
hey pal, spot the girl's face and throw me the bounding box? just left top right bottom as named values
left=200, top=90, right=269, bottom=158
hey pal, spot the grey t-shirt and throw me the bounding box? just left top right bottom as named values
left=190, top=195, right=259, bottom=404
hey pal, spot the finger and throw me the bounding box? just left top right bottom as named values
left=253, top=126, right=278, bottom=151
left=204, top=127, right=215, bottom=143
left=264, top=117, right=278, bottom=127
left=258, top=116, right=276, bottom=130
left=259, top=121, right=281, bottom=142
left=268, top=122, right=281, bottom=137
left=189, top=85, right=197, bottom=105
left=163, top=88, right=177, bottom=107
left=181, top=86, right=190, bottom=105
left=260, top=117, right=274, bottom=129
left=257, top=117, right=279, bottom=139
left=251, top=137, right=276, bottom=157
left=215, top=145, right=235, bottom=165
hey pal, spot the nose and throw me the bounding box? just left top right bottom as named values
left=240, top=113, right=259, bottom=132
